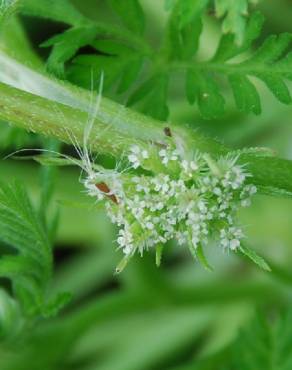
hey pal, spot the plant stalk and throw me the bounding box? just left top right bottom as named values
left=0, top=71, right=292, bottom=194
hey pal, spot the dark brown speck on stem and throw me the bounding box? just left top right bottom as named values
left=164, top=127, right=172, bottom=137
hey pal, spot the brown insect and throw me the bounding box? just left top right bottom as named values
left=95, top=182, right=119, bottom=204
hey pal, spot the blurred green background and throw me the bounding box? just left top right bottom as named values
left=1, top=1, right=292, bottom=369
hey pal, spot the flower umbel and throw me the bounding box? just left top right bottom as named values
left=84, top=142, right=257, bottom=272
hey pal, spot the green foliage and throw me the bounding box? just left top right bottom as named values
left=185, top=11, right=292, bottom=118
left=0, top=289, right=22, bottom=341
left=165, top=0, right=257, bottom=47
left=109, top=0, right=145, bottom=34
left=238, top=244, right=270, bottom=271
left=0, top=181, right=68, bottom=322
left=171, top=311, right=292, bottom=370
left=215, top=0, right=258, bottom=45
left=164, top=0, right=208, bottom=59
left=0, top=0, right=19, bottom=24
left=21, top=0, right=292, bottom=121
left=41, top=26, right=98, bottom=78
left=125, top=0, right=208, bottom=120
left=225, top=311, right=292, bottom=370
left=20, top=0, right=87, bottom=26
left=127, top=74, right=169, bottom=120
left=205, top=12, right=292, bottom=116
left=68, top=38, right=144, bottom=94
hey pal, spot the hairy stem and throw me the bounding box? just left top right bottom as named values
left=0, top=59, right=292, bottom=194
left=0, top=76, right=226, bottom=157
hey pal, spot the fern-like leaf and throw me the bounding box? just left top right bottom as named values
left=180, top=311, right=292, bottom=370
left=225, top=311, right=292, bottom=370
left=20, top=0, right=292, bottom=120
left=185, top=12, right=292, bottom=118
left=0, top=181, right=68, bottom=318
left=41, top=26, right=98, bottom=77
left=20, top=0, right=87, bottom=26
left=127, top=0, right=208, bottom=120
left=68, top=39, right=144, bottom=93
left=109, top=0, right=145, bottom=34
left=215, top=0, right=259, bottom=45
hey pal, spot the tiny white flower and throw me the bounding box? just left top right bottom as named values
left=181, top=160, right=188, bottom=171
left=213, top=187, right=222, bottom=196
left=190, top=161, right=199, bottom=171
left=131, top=145, right=140, bottom=154
left=117, top=228, right=133, bottom=248
left=241, top=199, right=251, bottom=207
left=142, top=150, right=149, bottom=159
left=128, top=154, right=140, bottom=169
left=146, top=222, right=154, bottom=230
left=230, top=239, right=240, bottom=250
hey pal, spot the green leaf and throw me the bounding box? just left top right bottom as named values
left=180, top=311, right=292, bottom=370
left=41, top=292, right=72, bottom=318
left=20, top=0, right=88, bottom=26
left=230, top=146, right=276, bottom=157
left=165, top=0, right=207, bottom=60
left=256, top=186, right=292, bottom=199
left=186, top=70, right=225, bottom=118
left=0, top=182, right=51, bottom=314
left=167, top=0, right=208, bottom=29
left=41, top=26, right=98, bottom=77
left=229, top=73, right=261, bottom=114
left=24, top=0, right=148, bottom=88
left=215, top=0, right=259, bottom=45
left=241, top=155, right=292, bottom=195
left=239, top=244, right=271, bottom=271
left=0, top=181, right=65, bottom=318
left=212, top=11, right=264, bottom=62
left=109, top=0, right=145, bottom=34
left=128, top=74, right=169, bottom=120
left=226, top=311, right=292, bottom=370
left=184, top=12, right=292, bottom=118
left=68, top=39, right=143, bottom=91
left=0, top=0, right=19, bottom=24
left=196, top=244, right=213, bottom=271
left=16, top=0, right=292, bottom=120
left=91, top=39, right=144, bottom=93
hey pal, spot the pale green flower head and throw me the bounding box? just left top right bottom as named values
left=84, top=139, right=257, bottom=273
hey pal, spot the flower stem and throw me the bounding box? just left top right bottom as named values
left=0, top=77, right=292, bottom=195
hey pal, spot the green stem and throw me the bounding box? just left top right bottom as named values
left=0, top=79, right=226, bottom=157
left=0, top=69, right=292, bottom=194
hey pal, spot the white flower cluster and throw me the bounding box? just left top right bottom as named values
left=127, top=145, right=149, bottom=169
left=84, top=143, right=257, bottom=267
